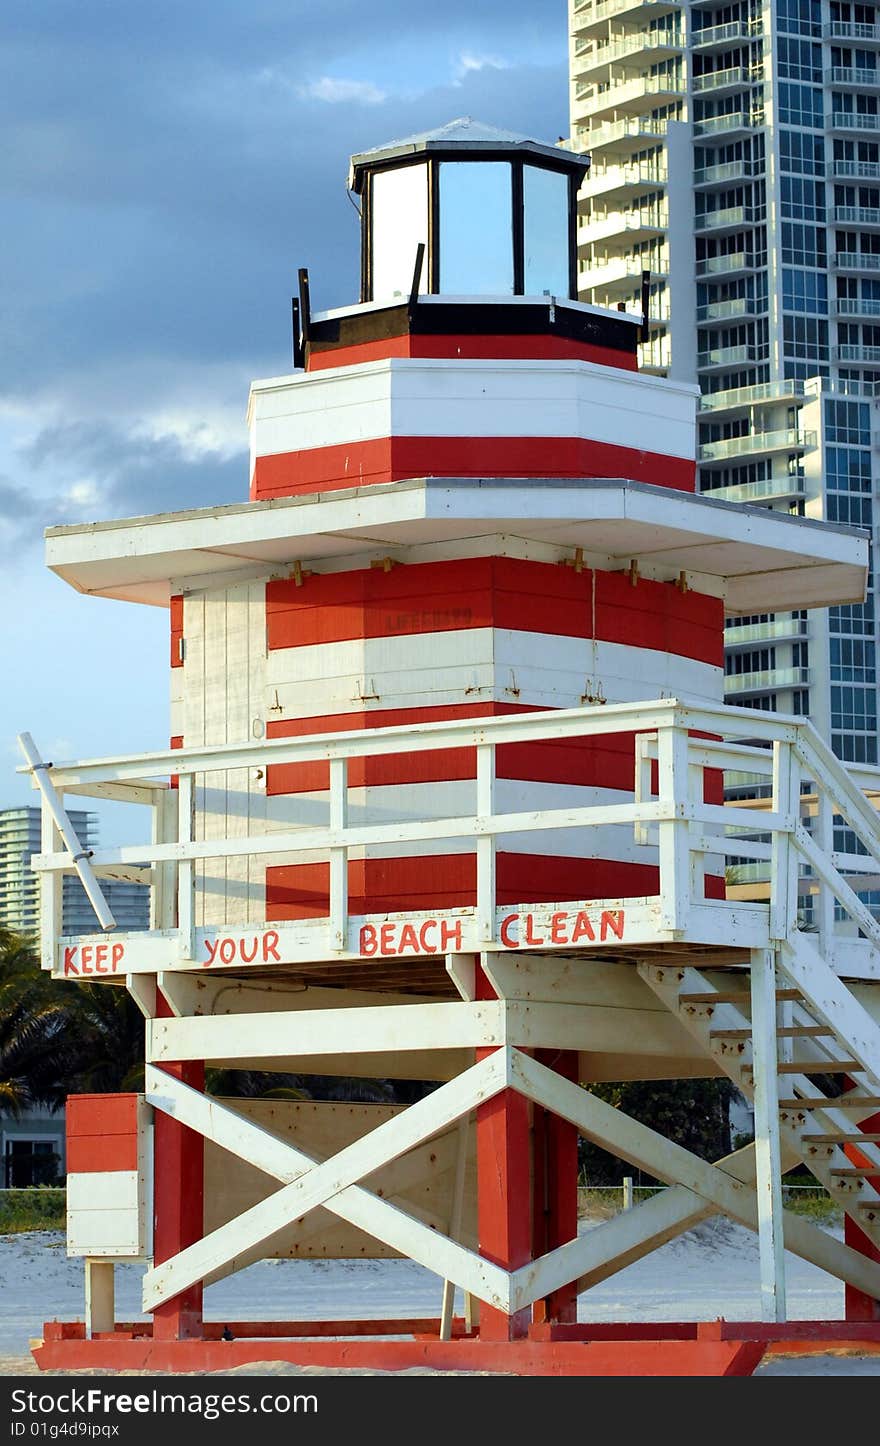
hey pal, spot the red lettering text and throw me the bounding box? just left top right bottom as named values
left=240, top=937, right=259, bottom=963
left=399, top=923, right=419, bottom=953
left=360, top=924, right=378, bottom=956
left=549, top=911, right=569, bottom=944
left=263, top=930, right=281, bottom=962
left=111, top=943, right=125, bottom=971
left=524, top=914, right=545, bottom=947
left=94, top=944, right=109, bottom=974
left=418, top=920, right=438, bottom=954
left=500, top=913, right=519, bottom=948
left=203, top=938, right=220, bottom=966
left=600, top=910, right=625, bottom=941
left=63, top=946, right=79, bottom=976
left=379, top=924, right=396, bottom=954
left=439, top=919, right=463, bottom=951
left=219, top=939, right=236, bottom=964
left=80, top=945, right=93, bottom=973
left=571, top=911, right=596, bottom=943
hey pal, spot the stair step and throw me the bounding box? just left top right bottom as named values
left=776, top=1060, right=861, bottom=1075
left=802, top=1133, right=880, bottom=1144
left=779, top=1096, right=880, bottom=1109
left=710, top=1026, right=830, bottom=1041
left=679, top=988, right=802, bottom=1006
left=743, top=1060, right=861, bottom=1077
left=830, top=1167, right=880, bottom=1177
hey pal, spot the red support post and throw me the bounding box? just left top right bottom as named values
left=475, top=960, right=531, bottom=1341
left=151, top=991, right=205, bottom=1341
left=532, top=1049, right=579, bottom=1325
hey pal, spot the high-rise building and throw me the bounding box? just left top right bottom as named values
left=0, top=806, right=149, bottom=940
left=569, top=0, right=880, bottom=766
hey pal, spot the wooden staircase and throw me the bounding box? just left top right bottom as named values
left=640, top=944, right=880, bottom=1245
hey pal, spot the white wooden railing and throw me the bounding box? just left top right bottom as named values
left=17, top=697, right=880, bottom=972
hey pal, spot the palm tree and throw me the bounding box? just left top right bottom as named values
left=0, top=929, right=78, bottom=1117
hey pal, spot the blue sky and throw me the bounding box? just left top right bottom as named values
left=1, top=1, right=570, bottom=837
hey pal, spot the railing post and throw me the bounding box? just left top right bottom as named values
left=177, top=772, right=195, bottom=961
left=750, top=946, right=787, bottom=1323
left=39, top=795, right=63, bottom=974
left=329, top=756, right=348, bottom=951
left=476, top=744, right=496, bottom=945
left=657, top=721, right=690, bottom=933
left=151, top=790, right=178, bottom=932
left=769, top=740, right=800, bottom=943
left=814, top=782, right=835, bottom=961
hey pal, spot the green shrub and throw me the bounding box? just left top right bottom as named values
left=0, top=1186, right=66, bottom=1233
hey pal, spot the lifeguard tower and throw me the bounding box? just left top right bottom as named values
left=19, top=119, right=880, bottom=1375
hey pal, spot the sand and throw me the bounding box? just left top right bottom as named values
left=1, top=1219, right=877, bottom=1376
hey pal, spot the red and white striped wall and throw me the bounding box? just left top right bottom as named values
left=247, top=357, right=698, bottom=501
left=168, top=555, right=723, bottom=923
left=66, top=1094, right=149, bottom=1259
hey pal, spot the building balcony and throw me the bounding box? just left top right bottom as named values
left=585, top=162, right=669, bottom=200
left=572, top=31, right=684, bottom=78
left=571, top=0, right=684, bottom=39
left=695, top=204, right=763, bottom=235
left=698, top=380, right=806, bottom=415
left=697, top=343, right=762, bottom=371
left=832, top=159, right=880, bottom=180
left=696, top=297, right=759, bottom=324
left=724, top=616, right=809, bottom=649
left=583, top=252, right=669, bottom=296
left=579, top=207, right=669, bottom=246
left=692, top=65, right=758, bottom=95
left=577, top=115, right=670, bottom=153
left=724, top=666, right=810, bottom=697
left=829, top=111, right=880, bottom=133
left=825, top=20, right=880, bottom=43
left=692, top=110, right=764, bottom=138
left=692, top=19, right=761, bottom=50
left=695, top=252, right=757, bottom=277
left=694, top=158, right=759, bottom=188
left=831, top=252, right=880, bottom=272
left=834, top=297, right=880, bottom=318
left=833, top=205, right=880, bottom=228
left=574, top=73, right=684, bottom=123
left=825, top=66, right=879, bottom=88
left=698, top=430, right=815, bottom=463
left=833, top=343, right=880, bottom=364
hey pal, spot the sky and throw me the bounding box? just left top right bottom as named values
left=0, top=0, right=570, bottom=842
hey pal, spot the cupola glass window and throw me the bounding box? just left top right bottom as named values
left=349, top=119, right=588, bottom=305
left=439, top=162, right=513, bottom=294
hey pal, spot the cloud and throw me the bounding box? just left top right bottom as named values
left=453, top=50, right=509, bottom=85
left=299, top=76, right=387, bottom=105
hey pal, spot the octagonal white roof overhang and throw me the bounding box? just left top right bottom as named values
left=44, top=476, right=868, bottom=616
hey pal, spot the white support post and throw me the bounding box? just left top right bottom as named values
left=440, top=1114, right=471, bottom=1341
left=85, top=1259, right=115, bottom=1338
left=813, top=784, right=836, bottom=961
left=656, top=722, right=690, bottom=933
left=177, top=772, right=195, bottom=960
left=476, top=744, right=496, bottom=945
left=329, top=757, right=348, bottom=951
left=769, top=740, right=800, bottom=943
left=18, top=733, right=116, bottom=932
left=622, top=1176, right=633, bottom=1211
left=39, top=799, right=63, bottom=975
left=688, top=760, right=706, bottom=903
left=750, top=947, right=787, bottom=1323
left=633, top=732, right=654, bottom=846
left=151, top=789, right=178, bottom=932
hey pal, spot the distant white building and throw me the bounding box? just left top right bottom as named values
left=0, top=806, right=149, bottom=940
